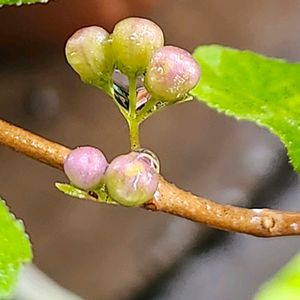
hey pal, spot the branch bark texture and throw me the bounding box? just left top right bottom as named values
left=1, top=119, right=300, bottom=237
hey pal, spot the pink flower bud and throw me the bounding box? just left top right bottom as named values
left=64, top=146, right=108, bottom=190
left=145, top=46, right=200, bottom=101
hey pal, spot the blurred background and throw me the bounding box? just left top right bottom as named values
left=1, top=0, right=300, bottom=299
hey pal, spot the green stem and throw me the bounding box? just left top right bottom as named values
left=128, top=119, right=140, bottom=150
left=106, top=83, right=128, bottom=119
left=127, top=76, right=140, bottom=149
left=137, top=97, right=159, bottom=122
left=136, top=95, right=194, bottom=122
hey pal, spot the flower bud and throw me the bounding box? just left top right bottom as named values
left=145, top=46, right=200, bottom=101
left=105, top=152, right=159, bottom=206
left=64, top=146, right=108, bottom=190
left=65, top=26, right=113, bottom=89
left=112, top=17, right=164, bottom=76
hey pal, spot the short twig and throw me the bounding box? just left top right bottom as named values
left=1, top=118, right=300, bottom=237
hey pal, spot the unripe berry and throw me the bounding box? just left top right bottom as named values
left=105, top=152, right=159, bottom=206
left=64, top=146, right=108, bottom=190
left=65, top=26, right=113, bottom=88
left=145, top=46, right=200, bottom=101
left=112, top=17, right=164, bottom=76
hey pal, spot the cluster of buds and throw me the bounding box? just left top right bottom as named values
left=65, top=17, right=200, bottom=104
left=64, top=17, right=200, bottom=206
left=64, top=146, right=159, bottom=206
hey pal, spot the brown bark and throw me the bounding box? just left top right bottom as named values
left=1, top=118, right=300, bottom=237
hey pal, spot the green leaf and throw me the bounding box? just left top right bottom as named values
left=0, top=197, right=32, bottom=298
left=255, top=252, right=300, bottom=300
left=191, top=45, right=300, bottom=172
left=0, top=0, right=48, bottom=6
left=55, top=183, right=118, bottom=205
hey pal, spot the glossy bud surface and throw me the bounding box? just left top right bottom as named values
left=64, top=146, right=108, bottom=190
left=112, top=17, right=164, bottom=76
left=145, top=46, right=200, bottom=101
left=65, top=26, right=113, bottom=88
left=105, top=152, right=159, bottom=206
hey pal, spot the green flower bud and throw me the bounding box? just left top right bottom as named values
left=105, top=151, right=159, bottom=207
left=145, top=46, right=201, bottom=101
left=65, top=26, right=113, bottom=90
left=112, top=17, right=164, bottom=76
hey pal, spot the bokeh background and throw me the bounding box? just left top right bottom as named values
left=1, top=0, right=300, bottom=299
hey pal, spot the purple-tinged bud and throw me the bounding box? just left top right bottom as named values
left=112, top=17, right=164, bottom=76
left=65, top=26, right=113, bottom=88
left=145, top=46, right=200, bottom=101
left=64, top=146, right=108, bottom=190
left=105, top=151, right=159, bottom=206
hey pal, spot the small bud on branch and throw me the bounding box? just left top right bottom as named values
left=1, top=118, right=300, bottom=237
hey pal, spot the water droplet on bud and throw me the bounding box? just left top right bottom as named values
left=134, top=148, right=160, bottom=173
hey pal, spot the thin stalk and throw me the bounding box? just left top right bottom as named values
left=136, top=97, right=159, bottom=122
left=127, top=76, right=140, bottom=149
left=106, top=84, right=128, bottom=119
left=2, top=118, right=300, bottom=237
left=128, top=119, right=140, bottom=150
left=137, top=95, right=194, bottom=122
